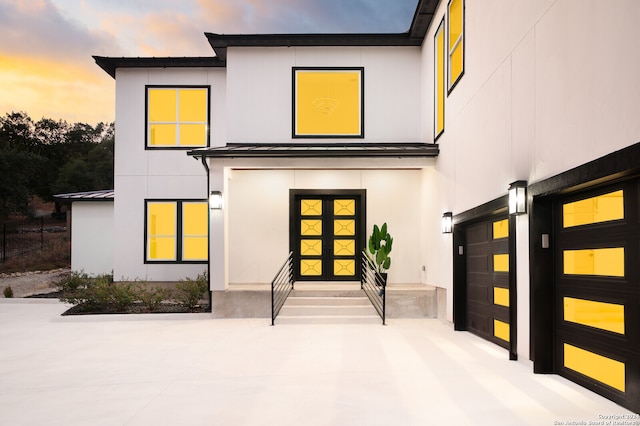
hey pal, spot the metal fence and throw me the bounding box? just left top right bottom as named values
left=1, top=217, right=67, bottom=263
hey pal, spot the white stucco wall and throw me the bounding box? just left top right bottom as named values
left=71, top=202, right=114, bottom=276
left=422, top=0, right=640, bottom=359
left=224, top=168, right=424, bottom=286
left=113, top=67, right=225, bottom=281
left=226, top=46, right=422, bottom=143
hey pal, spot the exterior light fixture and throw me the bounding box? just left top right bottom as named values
left=508, top=181, right=527, bottom=215
left=209, top=191, right=223, bottom=210
left=442, top=212, right=453, bottom=234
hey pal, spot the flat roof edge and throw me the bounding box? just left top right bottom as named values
left=93, top=56, right=225, bottom=79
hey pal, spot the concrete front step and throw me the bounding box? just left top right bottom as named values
left=280, top=304, right=377, bottom=316
left=275, top=315, right=382, bottom=325
left=285, top=296, right=371, bottom=306
left=276, top=283, right=382, bottom=324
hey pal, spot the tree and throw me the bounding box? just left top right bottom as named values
left=0, top=111, right=114, bottom=219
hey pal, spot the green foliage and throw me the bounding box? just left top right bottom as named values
left=58, top=272, right=135, bottom=312
left=368, top=223, right=393, bottom=273
left=175, top=272, right=208, bottom=310
left=0, top=111, right=114, bottom=218
left=3, top=286, right=13, bottom=298
left=136, top=284, right=173, bottom=312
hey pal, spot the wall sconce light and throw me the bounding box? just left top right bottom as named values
left=508, top=181, right=527, bottom=215
left=442, top=212, right=453, bottom=234
left=209, top=191, right=223, bottom=210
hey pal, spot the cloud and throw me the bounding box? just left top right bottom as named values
left=0, top=0, right=418, bottom=123
left=0, top=0, right=116, bottom=123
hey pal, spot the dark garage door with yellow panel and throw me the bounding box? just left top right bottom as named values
left=290, top=190, right=365, bottom=282
left=554, top=183, right=640, bottom=411
left=466, top=215, right=511, bottom=349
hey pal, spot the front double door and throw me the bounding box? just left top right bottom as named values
left=290, top=190, right=366, bottom=281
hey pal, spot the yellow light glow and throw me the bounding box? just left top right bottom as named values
left=494, top=287, right=509, bottom=307
left=301, top=259, right=322, bottom=276
left=564, top=343, right=625, bottom=392
left=494, top=319, right=510, bottom=342
left=563, top=248, right=624, bottom=277
left=493, top=254, right=509, bottom=272
left=563, top=297, right=624, bottom=334
left=493, top=219, right=508, bottom=239
left=563, top=190, right=624, bottom=228
left=295, top=70, right=361, bottom=136
left=334, top=259, right=355, bottom=276
left=435, top=23, right=445, bottom=136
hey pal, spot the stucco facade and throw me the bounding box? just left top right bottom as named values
left=82, top=0, right=640, bottom=412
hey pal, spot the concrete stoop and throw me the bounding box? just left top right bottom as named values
left=276, top=294, right=381, bottom=325
left=210, top=282, right=439, bottom=322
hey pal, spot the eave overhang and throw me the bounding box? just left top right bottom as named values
left=205, top=33, right=423, bottom=62
left=187, top=143, right=439, bottom=159
left=93, top=56, right=224, bottom=79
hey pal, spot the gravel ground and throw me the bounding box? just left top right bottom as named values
left=0, top=269, right=70, bottom=298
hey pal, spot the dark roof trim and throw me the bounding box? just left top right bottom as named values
left=409, top=0, right=439, bottom=40
left=53, top=190, right=114, bottom=202
left=93, top=56, right=224, bottom=79
left=188, top=143, right=439, bottom=159
left=206, top=33, right=423, bottom=62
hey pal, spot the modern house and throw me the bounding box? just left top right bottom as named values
left=62, top=0, right=640, bottom=413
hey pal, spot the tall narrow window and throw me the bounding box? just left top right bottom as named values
left=146, top=200, right=208, bottom=263
left=147, top=86, right=209, bottom=148
left=434, top=18, right=445, bottom=140
left=448, top=0, right=464, bottom=90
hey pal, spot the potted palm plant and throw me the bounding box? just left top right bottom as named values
left=367, top=222, right=393, bottom=286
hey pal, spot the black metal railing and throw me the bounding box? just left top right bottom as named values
left=361, top=251, right=386, bottom=325
left=271, top=251, right=294, bottom=325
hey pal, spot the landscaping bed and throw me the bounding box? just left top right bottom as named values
left=53, top=271, right=210, bottom=315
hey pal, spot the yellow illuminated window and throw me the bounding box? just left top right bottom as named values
left=147, top=203, right=177, bottom=261
left=334, top=199, right=355, bottom=216
left=563, top=297, right=624, bottom=334
left=494, top=287, right=509, bottom=307
left=182, top=203, right=208, bottom=261
left=563, top=190, right=624, bottom=228
left=301, top=199, right=322, bottom=216
left=301, top=259, right=322, bottom=276
left=301, top=220, right=322, bottom=236
left=146, top=201, right=208, bottom=262
left=564, top=343, right=625, bottom=392
left=563, top=248, right=624, bottom=277
left=334, top=240, right=355, bottom=256
left=334, top=220, right=355, bottom=236
left=448, top=0, right=464, bottom=88
left=494, top=319, right=510, bottom=342
left=434, top=18, right=445, bottom=139
left=301, top=240, right=322, bottom=256
left=147, top=87, right=208, bottom=147
left=493, top=219, right=508, bottom=239
left=493, top=254, right=509, bottom=272
left=294, top=68, right=363, bottom=137
left=334, top=259, right=355, bottom=276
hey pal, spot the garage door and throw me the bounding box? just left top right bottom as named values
left=554, top=181, right=640, bottom=410
left=466, top=214, right=511, bottom=350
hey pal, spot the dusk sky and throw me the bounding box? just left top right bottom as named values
left=0, top=0, right=418, bottom=125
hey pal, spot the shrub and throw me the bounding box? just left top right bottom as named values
left=175, top=272, right=208, bottom=310
left=136, top=284, right=172, bottom=312
left=3, top=286, right=13, bottom=298
left=58, top=272, right=134, bottom=312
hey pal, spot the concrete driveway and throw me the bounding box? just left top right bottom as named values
left=0, top=299, right=634, bottom=425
